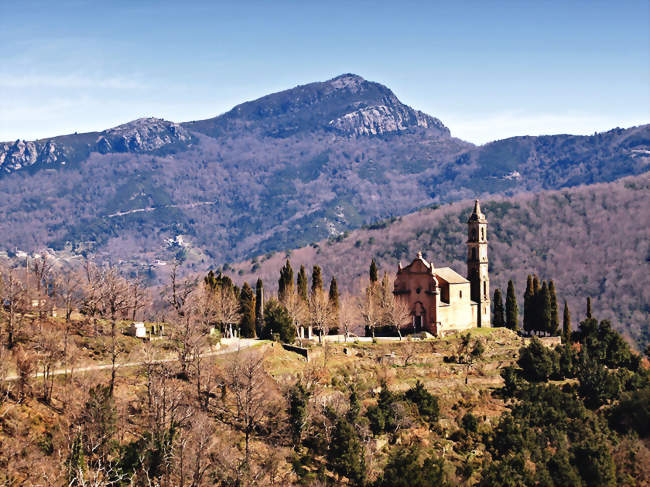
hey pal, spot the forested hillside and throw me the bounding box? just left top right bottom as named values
left=0, top=74, right=647, bottom=266
left=229, top=173, right=650, bottom=347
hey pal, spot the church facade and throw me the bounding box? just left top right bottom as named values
left=393, top=200, right=491, bottom=336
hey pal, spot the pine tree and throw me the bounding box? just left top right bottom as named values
left=239, top=282, right=256, bottom=338
left=311, top=265, right=323, bottom=295
left=586, top=296, right=592, bottom=319
left=297, top=265, right=308, bottom=302
left=563, top=300, right=572, bottom=343
left=327, top=418, right=366, bottom=486
left=523, top=275, right=533, bottom=334
left=492, top=288, right=505, bottom=327
left=505, top=280, right=518, bottom=331
left=278, top=260, right=294, bottom=303
left=549, top=280, right=559, bottom=336
left=369, top=259, right=378, bottom=283
left=255, top=278, right=264, bottom=338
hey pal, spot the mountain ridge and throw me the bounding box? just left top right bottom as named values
left=0, top=74, right=648, bottom=269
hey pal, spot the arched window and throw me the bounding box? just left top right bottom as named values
left=481, top=227, right=485, bottom=240
left=483, top=282, right=487, bottom=298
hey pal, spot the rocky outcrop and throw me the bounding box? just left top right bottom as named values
left=0, top=139, right=66, bottom=173
left=0, top=118, right=193, bottom=175
left=329, top=104, right=448, bottom=136
left=95, top=118, right=192, bottom=153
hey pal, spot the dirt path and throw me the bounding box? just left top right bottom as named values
left=4, top=338, right=258, bottom=382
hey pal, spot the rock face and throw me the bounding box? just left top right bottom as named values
left=95, top=118, right=192, bottom=153
left=0, top=118, right=192, bottom=174
left=329, top=104, right=445, bottom=136
left=0, top=139, right=66, bottom=172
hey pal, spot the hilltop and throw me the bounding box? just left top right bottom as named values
left=0, top=74, right=647, bottom=267
left=228, top=172, right=650, bottom=348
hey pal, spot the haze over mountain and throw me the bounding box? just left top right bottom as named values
left=0, top=74, right=648, bottom=269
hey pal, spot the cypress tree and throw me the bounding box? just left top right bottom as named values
left=523, top=275, right=533, bottom=335
left=549, top=280, right=559, bottom=336
left=255, top=278, right=264, bottom=338
left=239, top=282, right=256, bottom=338
left=329, top=277, right=340, bottom=329
left=540, top=281, right=552, bottom=336
left=492, top=288, right=505, bottom=327
left=586, top=297, right=592, bottom=319
left=278, top=260, right=294, bottom=302
left=505, top=280, right=518, bottom=331
left=533, top=275, right=541, bottom=294
left=311, top=265, right=323, bottom=295
left=369, top=259, right=378, bottom=283
left=328, top=277, right=340, bottom=311
left=297, top=265, right=308, bottom=302
left=563, top=300, right=572, bottom=343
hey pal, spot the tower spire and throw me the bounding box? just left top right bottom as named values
left=468, top=199, right=486, bottom=222
left=467, top=199, right=490, bottom=327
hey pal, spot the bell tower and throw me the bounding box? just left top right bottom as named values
left=467, top=199, right=490, bottom=327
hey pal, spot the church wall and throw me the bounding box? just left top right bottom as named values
left=394, top=265, right=439, bottom=334
left=437, top=283, right=476, bottom=335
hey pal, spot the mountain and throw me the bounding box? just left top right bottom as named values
left=227, top=172, right=650, bottom=348
left=185, top=73, right=449, bottom=138
left=0, top=74, right=648, bottom=270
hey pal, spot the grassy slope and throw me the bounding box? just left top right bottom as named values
left=230, top=172, right=650, bottom=347
left=0, top=329, right=523, bottom=485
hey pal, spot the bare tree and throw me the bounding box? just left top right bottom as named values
left=81, top=259, right=103, bottom=337
left=0, top=266, right=28, bottom=348
left=129, top=274, right=148, bottom=321
left=359, top=281, right=382, bottom=338
left=138, top=362, right=194, bottom=487
left=28, top=253, right=54, bottom=318
left=211, top=350, right=283, bottom=469
left=167, top=261, right=194, bottom=313
left=96, top=266, right=132, bottom=395
left=56, top=267, right=84, bottom=382
left=309, top=288, right=332, bottom=343
left=338, top=294, right=361, bottom=342
left=382, top=289, right=411, bottom=340
left=284, top=290, right=308, bottom=344
left=14, top=345, right=35, bottom=402
left=35, top=326, right=63, bottom=403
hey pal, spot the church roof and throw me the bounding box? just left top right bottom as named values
left=435, top=267, right=469, bottom=284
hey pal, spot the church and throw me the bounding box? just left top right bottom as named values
left=393, top=200, right=491, bottom=336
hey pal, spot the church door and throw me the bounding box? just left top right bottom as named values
left=414, top=315, right=422, bottom=332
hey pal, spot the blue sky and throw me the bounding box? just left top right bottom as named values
left=1, top=0, right=648, bottom=144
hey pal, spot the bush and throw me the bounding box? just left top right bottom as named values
left=374, top=445, right=448, bottom=487
left=261, top=299, right=294, bottom=343
left=608, top=386, right=650, bottom=437
left=462, top=412, right=479, bottom=433
left=517, top=337, right=557, bottom=382
left=403, top=380, right=439, bottom=424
